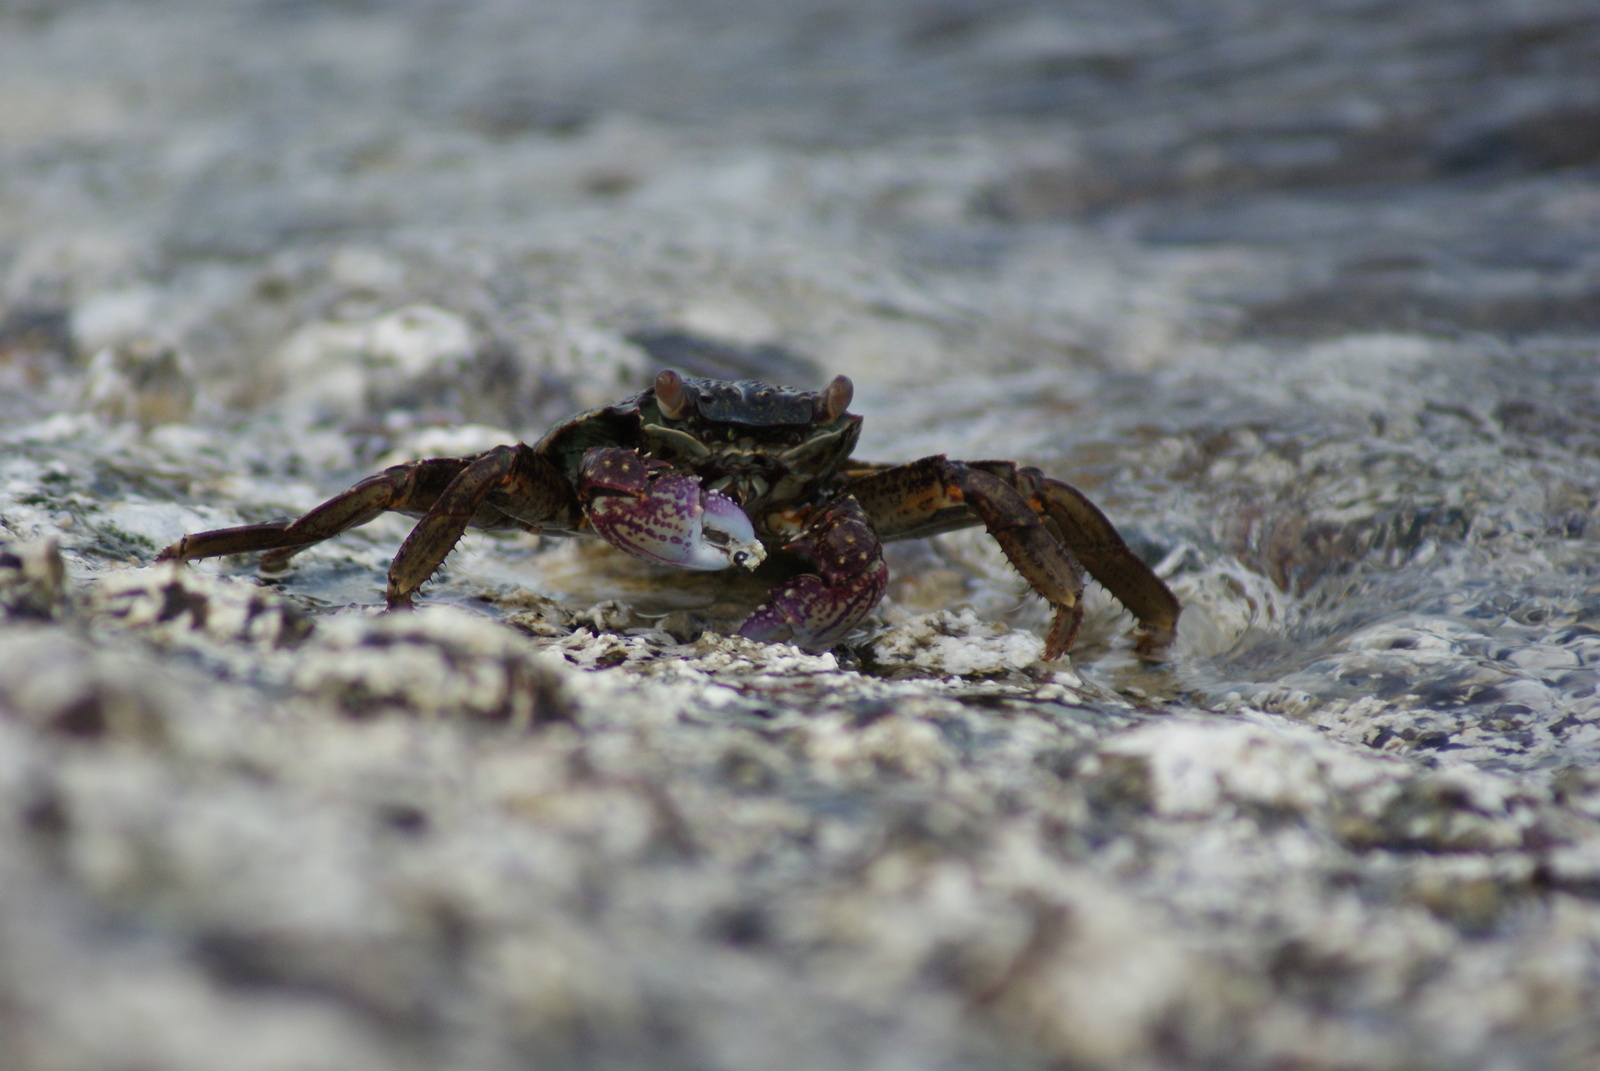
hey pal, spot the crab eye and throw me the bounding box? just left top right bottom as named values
left=655, top=369, right=690, bottom=419
left=815, top=374, right=853, bottom=421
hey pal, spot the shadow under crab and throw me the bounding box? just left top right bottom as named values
left=158, top=371, right=1180, bottom=659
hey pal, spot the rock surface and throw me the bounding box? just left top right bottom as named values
left=2, top=2, right=1599, bottom=1069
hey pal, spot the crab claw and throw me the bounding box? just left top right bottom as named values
left=738, top=495, right=888, bottom=652
left=580, top=448, right=767, bottom=572
left=737, top=561, right=887, bottom=652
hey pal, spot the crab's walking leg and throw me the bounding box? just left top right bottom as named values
left=847, top=456, right=1178, bottom=658
left=738, top=495, right=888, bottom=652
left=383, top=445, right=577, bottom=607
left=158, top=445, right=579, bottom=608
left=848, top=457, right=1086, bottom=658
left=156, top=457, right=478, bottom=566
left=970, top=460, right=1180, bottom=651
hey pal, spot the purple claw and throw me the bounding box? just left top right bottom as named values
left=581, top=449, right=766, bottom=572
left=738, top=556, right=887, bottom=651
left=738, top=494, right=888, bottom=652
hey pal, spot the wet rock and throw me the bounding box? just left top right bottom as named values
left=0, top=629, right=173, bottom=744
left=78, top=340, right=197, bottom=430
left=84, top=564, right=313, bottom=653
left=870, top=608, right=1047, bottom=679
left=0, top=537, right=67, bottom=619
left=5, top=2, right=1600, bottom=1070
left=290, top=608, right=573, bottom=726
left=0, top=304, right=73, bottom=392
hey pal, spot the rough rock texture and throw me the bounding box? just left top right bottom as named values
left=2, top=2, right=1600, bottom=1069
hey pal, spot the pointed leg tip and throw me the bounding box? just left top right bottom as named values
left=1043, top=605, right=1082, bottom=661
left=1133, top=624, right=1177, bottom=655
left=1042, top=633, right=1075, bottom=662
left=155, top=536, right=194, bottom=563
left=259, top=549, right=295, bottom=574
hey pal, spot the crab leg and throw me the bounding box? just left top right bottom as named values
left=157, top=457, right=476, bottom=566
left=846, top=456, right=1178, bottom=658
left=738, top=495, right=889, bottom=652
left=969, top=460, right=1180, bottom=650
left=157, top=445, right=580, bottom=607
left=383, top=445, right=580, bottom=606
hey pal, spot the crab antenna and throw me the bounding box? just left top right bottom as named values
left=655, top=369, right=690, bottom=419
left=816, top=374, right=853, bottom=421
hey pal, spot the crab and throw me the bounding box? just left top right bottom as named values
left=157, top=371, right=1180, bottom=658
